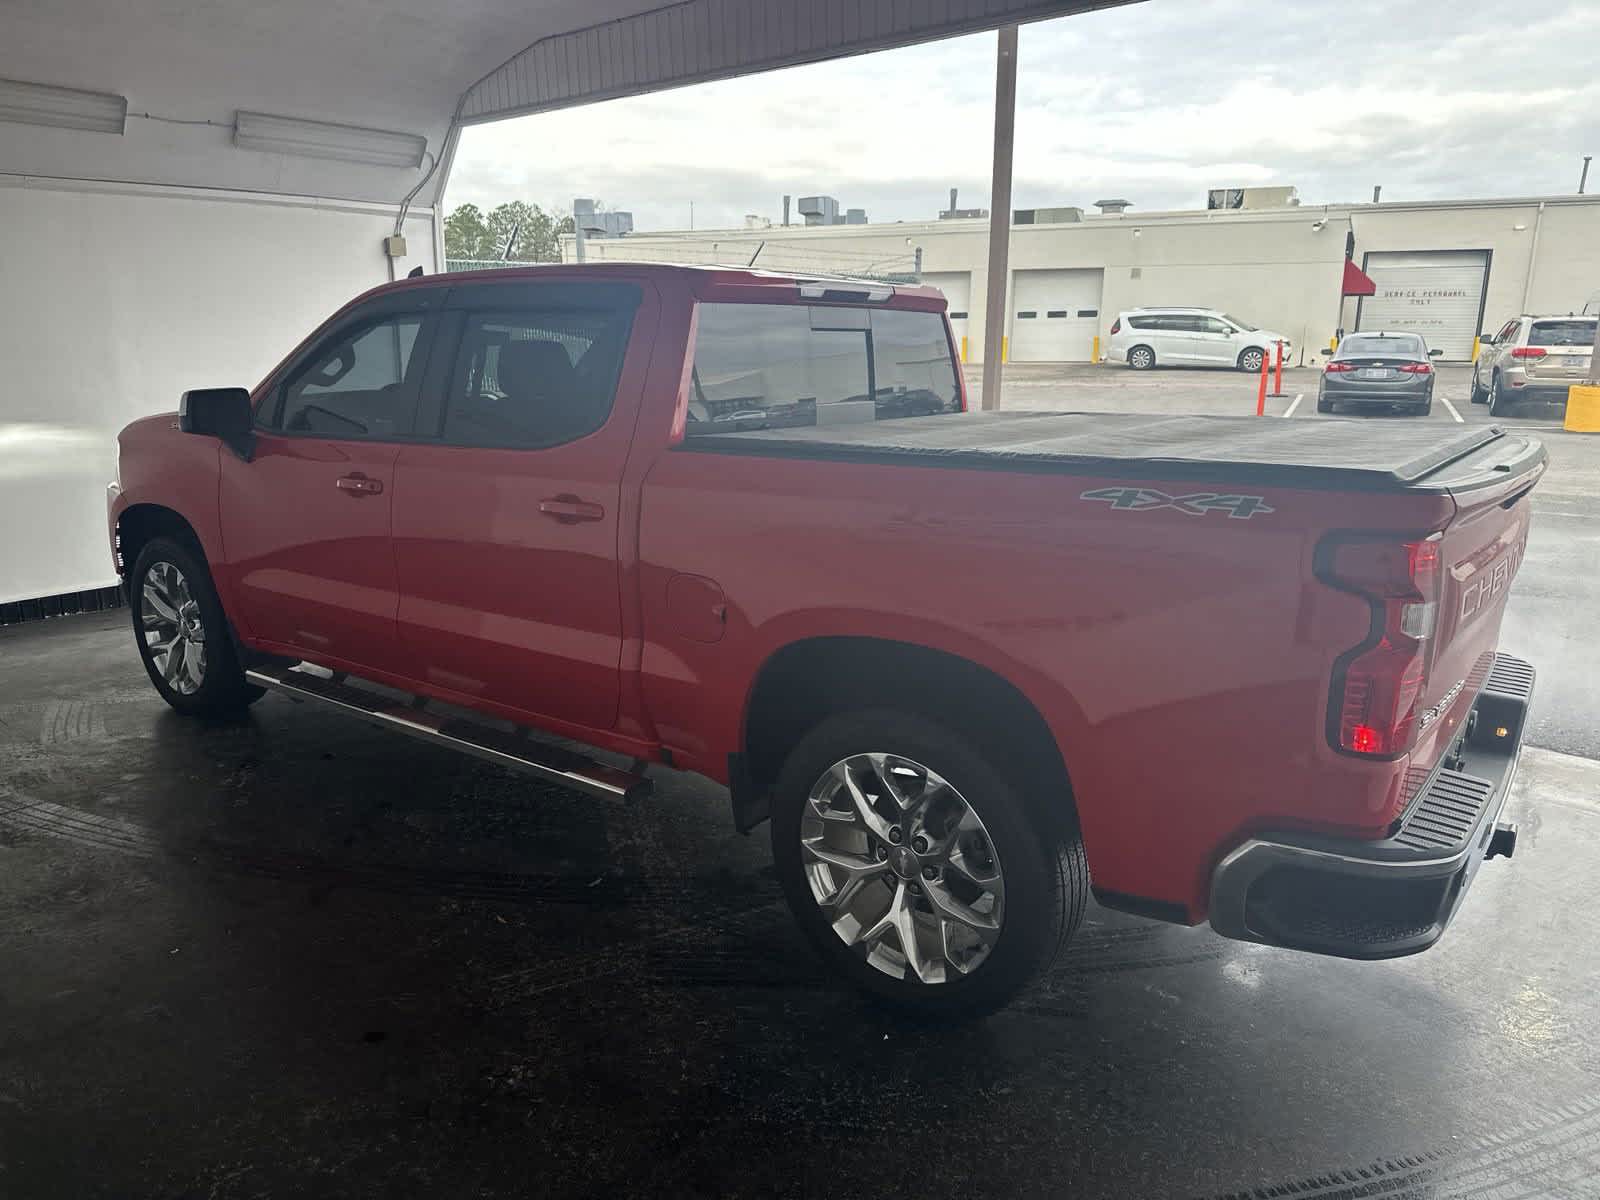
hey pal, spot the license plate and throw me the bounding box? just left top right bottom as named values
left=1357, top=368, right=1393, bottom=380
left=1564, top=356, right=1587, bottom=367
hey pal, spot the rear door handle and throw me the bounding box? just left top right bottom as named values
left=335, top=473, right=384, bottom=496
left=539, top=495, right=606, bottom=524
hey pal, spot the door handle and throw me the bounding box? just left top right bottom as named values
left=335, top=473, right=384, bottom=496
left=539, top=495, right=606, bottom=524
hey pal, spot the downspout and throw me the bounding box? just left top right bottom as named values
left=1520, top=201, right=1546, bottom=312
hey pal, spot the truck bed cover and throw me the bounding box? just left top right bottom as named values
left=685, top=411, right=1512, bottom=491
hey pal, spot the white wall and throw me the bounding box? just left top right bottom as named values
left=579, top=195, right=1600, bottom=365
left=0, top=175, right=436, bottom=604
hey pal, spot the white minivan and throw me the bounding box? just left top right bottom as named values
left=1106, top=307, right=1290, bottom=372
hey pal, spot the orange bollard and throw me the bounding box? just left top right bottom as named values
left=1256, top=346, right=1269, bottom=415
left=1271, top=340, right=1285, bottom=397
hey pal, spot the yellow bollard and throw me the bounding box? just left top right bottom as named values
left=1002, top=335, right=1009, bottom=363
left=1471, top=337, right=1481, bottom=362
left=1092, top=335, right=1100, bottom=364
left=960, top=335, right=968, bottom=362
left=1565, top=385, right=1600, bottom=433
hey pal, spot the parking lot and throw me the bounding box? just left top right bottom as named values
left=3, top=362, right=1598, bottom=1197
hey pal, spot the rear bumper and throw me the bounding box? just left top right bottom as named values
left=1506, top=383, right=1577, bottom=405
left=1209, top=653, right=1535, bottom=960
left=1320, top=383, right=1431, bottom=404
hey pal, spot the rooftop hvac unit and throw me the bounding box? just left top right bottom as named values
left=797, top=195, right=840, bottom=225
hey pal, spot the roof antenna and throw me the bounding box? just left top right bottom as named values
left=407, top=266, right=424, bottom=278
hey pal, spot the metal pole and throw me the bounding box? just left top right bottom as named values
left=981, top=25, right=1019, bottom=412
left=1580, top=156, right=1592, bottom=195
left=573, top=200, right=586, bottom=263
left=1589, top=305, right=1600, bottom=386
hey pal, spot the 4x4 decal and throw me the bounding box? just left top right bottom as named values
left=1080, top=486, right=1275, bottom=520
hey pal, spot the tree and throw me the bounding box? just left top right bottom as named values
left=445, top=201, right=582, bottom=263
left=443, top=203, right=495, bottom=260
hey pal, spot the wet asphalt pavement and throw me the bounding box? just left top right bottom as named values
left=3, top=366, right=1599, bottom=1197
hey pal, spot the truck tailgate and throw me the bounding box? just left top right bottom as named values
left=1407, top=430, right=1545, bottom=777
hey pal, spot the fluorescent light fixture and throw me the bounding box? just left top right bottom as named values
left=0, top=77, right=127, bottom=134
left=234, top=110, right=426, bottom=168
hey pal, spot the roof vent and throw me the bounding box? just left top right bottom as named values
left=1094, top=199, right=1132, bottom=214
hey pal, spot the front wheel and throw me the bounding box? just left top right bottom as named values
left=771, top=710, right=1088, bottom=1020
left=130, top=536, right=264, bottom=716
left=1469, top=371, right=1488, bottom=404
left=1238, top=347, right=1265, bottom=373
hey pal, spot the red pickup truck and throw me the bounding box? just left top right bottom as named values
left=108, top=264, right=1542, bottom=1017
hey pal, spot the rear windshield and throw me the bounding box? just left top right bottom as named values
left=687, top=303, right=960, bottom=435
left=1337, top=334, right=1425, bottom=358
left=1528, top=320, right=1596, bottom=348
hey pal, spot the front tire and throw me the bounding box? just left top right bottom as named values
left=771, top=710, right=1088, bottom=1020
left=1469, top=370, right=1488, bottom=404
left=130, top=536, right=264, bottom=716
left=1238, top=347, right=1265, bottom=373
left=1127, top=344, right=1156, bottom=370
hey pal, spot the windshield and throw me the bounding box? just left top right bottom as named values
left=1529, top=319, right=1596, bottom=347
left=1221, top=313, right=1257, bottom=331
left=1336, top=333, right=1425, bottom=358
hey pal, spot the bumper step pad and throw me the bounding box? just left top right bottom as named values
left=1209, top=653, right=1534, bottom=959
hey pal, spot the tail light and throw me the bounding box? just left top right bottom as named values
left=1510, top=346, right=1546, bottom=359
left=1109, top=318, right=1122, bottom=335
left=1324, top=361, right=1355, bottom=373
left=1400, top=362, right=1433, bottom=374
left=1318, top=533, right=1442, bottom=758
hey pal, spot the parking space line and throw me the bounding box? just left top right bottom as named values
left=1441, top=396, right=1464, bottom=423
left=1281, top=393, right=1303, bottom=418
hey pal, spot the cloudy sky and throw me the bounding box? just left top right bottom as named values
left=446, top=0, right=1598, bottom=232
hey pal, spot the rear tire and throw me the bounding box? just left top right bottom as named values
left=771, top=709, right=1088, bottom=1021
left=1317, top=398, right=1333, bottom=414
left=1488, top=372, right=1514, bottom=418
left=1127, top=345, right=1156, bottom=370
left=129, top=536, right=265, bottom=716
left=1238, top=347, right=1265, bottom=373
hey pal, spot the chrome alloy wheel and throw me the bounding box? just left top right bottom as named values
left=141, top=561, right=207, bottom=695
left=801, top=753, right=1005, bottom=984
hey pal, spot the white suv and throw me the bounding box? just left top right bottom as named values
left=1107, top=307, right=1290, bottom=372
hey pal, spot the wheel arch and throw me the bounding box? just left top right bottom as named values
left=114, top=503, right=204, bottom=583
left=736, top=636, right=1082, bottom=846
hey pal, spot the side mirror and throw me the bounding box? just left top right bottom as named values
left=179, top=387, right=255, bottom=461
left=1480, top=333, right=1496, bottom=345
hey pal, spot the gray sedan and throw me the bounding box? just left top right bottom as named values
left=1317, top=332, right=1440, bottom=415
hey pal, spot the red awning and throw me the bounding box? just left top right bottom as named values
left=1342, top=259, right=1377, bottom=296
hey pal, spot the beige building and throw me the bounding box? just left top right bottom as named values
left=563, top=191, right=1600, bottom=364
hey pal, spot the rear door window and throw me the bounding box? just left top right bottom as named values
left=686, top=304, right=960, bottom=434
left=441, top=305, right=634, bottom=448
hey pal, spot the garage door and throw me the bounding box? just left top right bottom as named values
left=1009, top=269, right=1104, bottom=362
left=1356, top=251, right=1489, bottom=361
left=922, top=272, right=971, bottom=359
